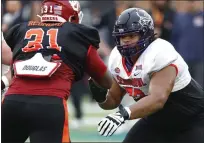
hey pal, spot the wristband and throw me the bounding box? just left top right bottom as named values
left=124, top=107, right=132, bottom=119
left=119, top=105, right=132, bottom=120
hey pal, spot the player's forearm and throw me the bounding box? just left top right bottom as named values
left=128, top=94, right=167, bottom=120
left=98, top=94, right=120, bottom=110
left=127, top=66, right=175, bottom=119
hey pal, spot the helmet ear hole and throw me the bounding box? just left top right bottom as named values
left=71, top=16, right=76, bottom=21
left=69, top=15, right=76, bottom=22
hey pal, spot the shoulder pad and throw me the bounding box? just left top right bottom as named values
left=4, top=23, right=21, bottom=50
left=147, top=39, right=178, bottom=73
left=74, top=24, right=100, bottom=49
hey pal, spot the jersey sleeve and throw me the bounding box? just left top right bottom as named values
left=148, top=40, right=178, bottom=74
left=85, top=45, right=107, bottom=80
left=4, top=24, right=21, bottom=51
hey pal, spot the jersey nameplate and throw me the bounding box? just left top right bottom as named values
left=13, top=53, right=61, bottom=78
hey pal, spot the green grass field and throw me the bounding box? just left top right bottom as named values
left=68, top=99, right=130, bottom=142
left=70, top=129, right=126, bottom=142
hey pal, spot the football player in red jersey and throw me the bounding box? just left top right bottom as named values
left=89, top=8, right=204, bottom=143
left=1, top=1, right=112, bottom=143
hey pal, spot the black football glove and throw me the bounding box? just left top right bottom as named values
left=88, top=78, right=107, bottom=103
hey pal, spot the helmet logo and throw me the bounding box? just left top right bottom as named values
left=41, top=5, right=62, bottom=15
left=136, top=9, right=154, bottom=30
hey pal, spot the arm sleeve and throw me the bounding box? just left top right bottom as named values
left=85, top=45, right=107, bottom=80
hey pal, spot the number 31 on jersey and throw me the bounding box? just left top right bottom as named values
left=22, top=28, right=61, bottom=52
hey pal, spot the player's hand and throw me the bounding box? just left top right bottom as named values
left=98, top=105, right=131, bottom=136
left=98, top=111, right=125, bottom=136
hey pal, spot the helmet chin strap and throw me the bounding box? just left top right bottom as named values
left=37, top=14, right=67, bottom=23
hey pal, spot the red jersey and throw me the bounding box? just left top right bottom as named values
left=6, top=46, right=107, bottom=99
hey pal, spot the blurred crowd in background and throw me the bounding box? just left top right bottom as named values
left=1, top=0, right=204, bottom=130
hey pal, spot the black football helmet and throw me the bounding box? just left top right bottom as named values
left=112, top=8, right=155, bottom=57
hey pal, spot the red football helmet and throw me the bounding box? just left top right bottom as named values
left=39, top=0, right=83, bottom=23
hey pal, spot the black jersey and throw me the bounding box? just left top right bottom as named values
left=4, top=21, right=100, bottom=80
